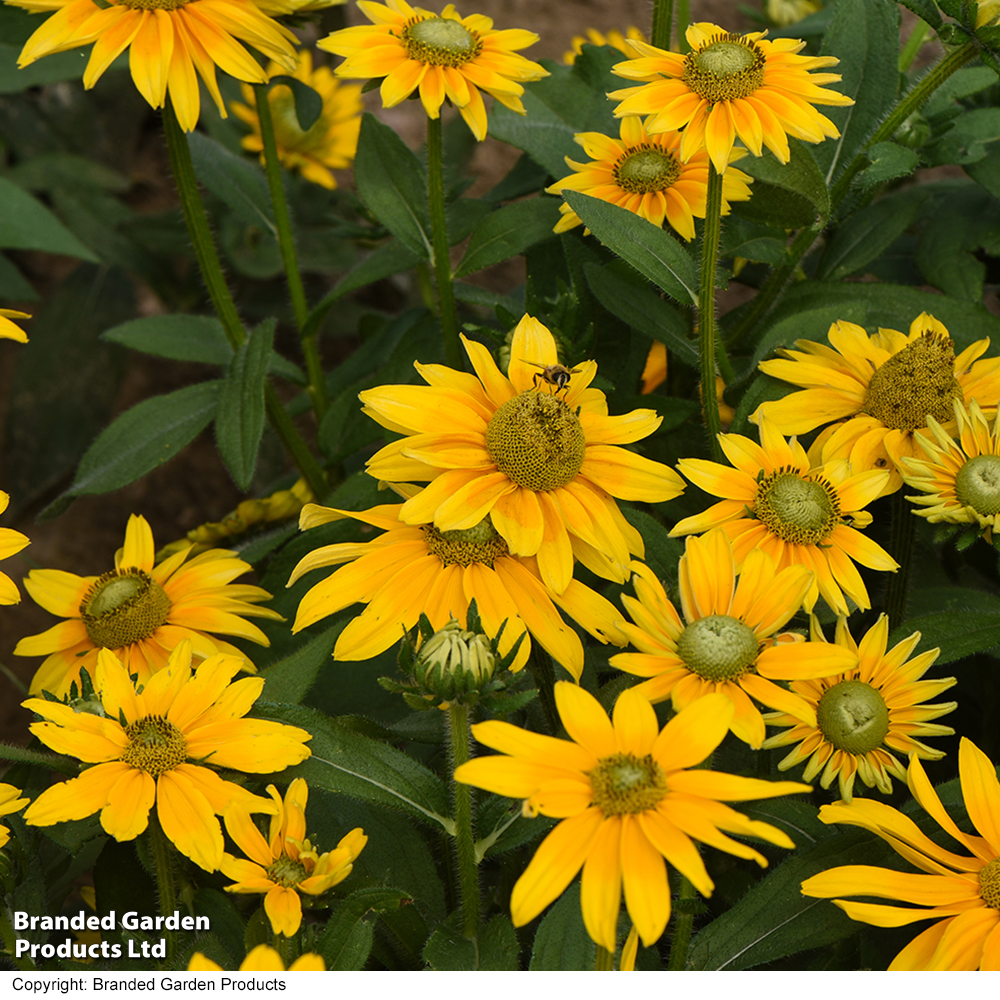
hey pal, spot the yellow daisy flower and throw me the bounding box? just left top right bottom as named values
left=0, top=491, right=30, bottom=606
left=317, top=0, right=548, bottom=141
left=0, top=309, right=30, bottom=343
left=802, top=739, right=1000, bottom=970
left=610, top=530, right=856, bottom=748
left=222, top=778, right=366, bottom=937
left=455, top=684, right=811, bottom=951
left=10, top=0, right=298, bottom=132
left=359, top=314, right=685, bottom=596
left=0, top=784, right=29, bottom=850
left=288, top=500, right=627, bottom=682
left=231, top=50, right=363, bottom=191
left=190, top=945, right=325, bottom=971
left=752, top=314, right=1000, bottom=496
left=562, top=25, right=644, bottom=65
left=545, top=116, right=753, bottom=239
left=15, top=513, right=282, bottom=698
left=762, top=614, right=956, bottom=802
left=766, top=0, right=821, bottom=27
left=22, top=642, right=312, bottom=872
left=608, top=21, right=853, bottom=173
left=671, top=417, right=897, bottom=616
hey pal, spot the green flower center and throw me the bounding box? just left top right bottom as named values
left=682, top=34, right=766, bottom=104
left=613, top=145, right=681, bottom=195
left=120, top=715, right=187, bottom=777
left=863, top=333, right=962, bottom=432
left=80, top=569, right=171, bottom=650
left=266, top=856, right=308, bottom=889
left=589, top=752, right=666, bottom=816
left=402, top=16, right=482, bottom=67
left=485, top=390, right=586, bottom=491
left=423, top=518, right=509, bottom=567
left=754, top=469, right=840, bottom=545
left=955, top=455, right=1000, bottom=517
left=816, top=680, right=889, bottom=755
left=979, top=858, right=1000, bottom=909
left=675, top=614, right=759, bottom=681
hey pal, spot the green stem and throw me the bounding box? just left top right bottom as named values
left=666, top=874, right=696, bottom=971
left=676, top=0, right=691, bottom=53
left=426, top=115, right=461, bottom=368
left=448, top=702, right=479, bottom=939
left=898, top=19, right=929, bottom=73
left=148, top=814, right=177, bottom=960
left=698, top=163, right=725, bottom=462
left=650, top=0, right=674, bottom=50
left=594, top=945, right=613, bottom=971
left=273, top=928, right=300, bottom=969
left=884, top=489, right=914, bottom=631
left=264, top=385, right=328, bottom=500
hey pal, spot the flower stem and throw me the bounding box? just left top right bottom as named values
left=676, top=0, right=691, bottom=53
left=447, top=702, right=479, bottom=939
left=666, top=874, right=696, bottom=971
left=426, top=115, right=461, bottom=368
left=148, top=813, right=177, bottom=960
left=594, top=945, right=613, bottom=971
left=650, top=0, right=674, bottom=50
left=884, top=488, right=914, bottom=631
left=698, top=163, right=725, bottom=462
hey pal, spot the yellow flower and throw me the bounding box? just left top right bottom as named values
left=0, top=309, right=30, bottom=343
left=231, top=50, right=363, bottom=190
left=766, top=0, right=821, bottom=27
left=222, top=778, right=365, bottom=936
left=763, top=614, right=956, bottom=802
left=562, top=25, right=644, bottom=65
left=359, top=315, right=685, bottom=596
left=318, top=0, right=548, bottom=140
left=610, top=530, right=856, bottom=748
left=801, top=739, right=1000, bottom=970
left=546, top=116, right=753, bottom=239
left=753, top=314, right=1000, bottom=496
left=15, top=513, right=282, bottom=698
left=22, top=642, right=312, bottom=872
left=979, top=0, right=1000, bottom=27
left=0, top=784, right=29, bottom=850
left=671, top=417, right=897, bottom=616
left=0, top=491, right=29, bottom=606
left=10, top=0, right=297, bottom=132
left=608, top=21, right=853, bottom=173
left=288, top=500, right=627, bottom=681
left=190, top=945, right=325, bottom=971
left=456, top=684, right=810, bottom=951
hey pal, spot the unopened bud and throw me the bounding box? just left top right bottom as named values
left=415, top=619, right=495, bottom=703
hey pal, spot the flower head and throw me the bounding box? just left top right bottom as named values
left=0, top=309, right=30, bottom=343
left=359, top=314, right=685, bottom=595
left=0, top=784, right=29, bottom=850
left=0, top=491, right=29, bottom=606
left=231, top=50, right=363, bottom=190
left=9, top=0, right=298, bottom=132
left=22, top=642, right=312, bottom=872
left=562, top=25, right=644, bottom=65
left=288, top=500, right=627, bottom=681
left=610, top=530, right=856, bottom=748
left=671, top=417, right=897, bottom=615
left=223, top=778, right=365, bottom=936
left=15, top=513, right=282, bottom=698
left=608, top=21, right=853, bottom=173
left=190, top=945, right=325, bottom=971
left=456, top=685, right=810, bottom=950
left=753, top=314, right=1000, bottom=496
left=763, top=614, right=956, bottom=802
left=318, top=0, right=548, bottom=140
left=546, top=116, right=752, bottom=239
left=766, top=0, right=821, bottom=27
left=802, top=739, right=1000, bottom=970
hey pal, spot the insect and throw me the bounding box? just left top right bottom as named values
left=522, top=361, right=581, bottom=394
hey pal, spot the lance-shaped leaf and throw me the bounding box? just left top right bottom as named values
left=0, top=176, right=97, bottom=260
left=454, top=198, right=561, bottom=277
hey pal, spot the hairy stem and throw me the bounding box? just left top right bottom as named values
left=426, top=115, right=461, bottom=367
left=698, top=163, right=725, bottom=462
left=666, top=874, right=696, bottom=971
left=148, top=814, right=177, bottom=960
left=650, top=0, right=674, bottom=50
left=448, top=702, right=479, bottom=939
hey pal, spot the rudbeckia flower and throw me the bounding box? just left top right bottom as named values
left=0, top=785, right=29, bottom=850
left=15, top=513, right=282, bottom=698
left=22, top=643, right=312, bottom=872
left=608, top=21, right=853, bottom=173
left=318, top=0, right=548, bottom=141
left=10, top=0, right=298, bottom=132
left=802, top=739, right=1000, bottom=970
left=752, top=314, right=1000, bottom=496
left=288, top=499, right=627, bottom=681
left=222, top=779, right=365, bottom=936
left=456, top=685, right=810, bottom=951
left=0, top=309, right=30, bottom=343
left=610, top=530, right=856, bottom=748
left=546, top=116, right=753, bottom=239
left=359, top=315, right=685, bottom=596
left=562, top=25, right=644, bottom=65
left=190, top=945, right=324, bottom=971
left=0, top=491, right=29, bottom=606
left=763, top=614, right=956, bottom=802
left=231, top=50, right=363, bottom=190
left=671, top=417, right=897, bottom=616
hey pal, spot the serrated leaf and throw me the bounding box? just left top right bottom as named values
left=453, top=197, right=560, bottom=277
left=529, top=883, right=594, bottom=970
left=892, top=611, right=1000, bottom=663
left=318, top=887, right=408, bottom=970
left=267, top=75, right=322, bottom=131
left=925, top=108, right=1000, bottom=166
left=423, top=917, right=477, bottom=970
left=0, top=176, right=98, bottom=260
left=854, top=141, right=920, bottom=190
left=188, top=131, right=275, bottom=234
left=738, top=138, right=830, bottom=224
left=478, top=914, right=520, bottom=970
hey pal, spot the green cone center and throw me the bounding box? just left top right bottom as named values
left=120, top=715, right=187, bottom=777
left=863, top=334, right=962, bottom=432
left=955, top=455, right=1000, bottom=516
left=424, top=518, right=509, bottom=567
left=675, top=614, right=759, bottom=681
left=755, top=471, right=839, bottom=545
left=589, top=752, right=666, bottom=816
left=403, top=17, right=482, bottom=67
left=683, top=35, right=765, bottom=103
left=81, top=569, right=171, bottom=650
left=486, top=390, right=586, bottom=491
left=266, top=856, right=308, bottom=889
left=614, top=146, right=681, bottom=195
left=979, top=858, right=1000, bottom=909
left=816, top=680, right=889, bottom=754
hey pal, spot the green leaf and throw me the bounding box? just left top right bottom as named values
left=0, top=176, right=98, bottom=260
left=966, top=146, right=1000, bottom=199
left=738, top=138, right=830, bottom=224
left=323, top=240, right=423, bottom=305
left=854, top=141, right=920, bottom=190
left=894, top=0, right=942, bottom=28
left=0, top=45, right=90, bottom=95
left=564, top=192, right=698, bottom=305
left=453, top=198, right=561, bottom=277
left=718, top=216, right=788, bottom=266
left=188, top=131, right=276, bottom=234
left=925, top=108, right=1000, bottom=166
left=215, top=319, right=273, bottom=491
left=317, top=887, right=408, bottom=971
left=354, top=113, right=431, bottom=258
left=267, top=75, right=322, bottom=131
left=423, top=917, right=477, bottom=970
left=4, top=153, right=129, bottom=194
left=749, top=300, right=869, bottom=369
left=478, top=915, right=521, bottom=970
left=621, top=508, right=684, bottom=590
left=0, top=253, right=37, bottom=300
left=529, top=883, right=594, bottom=970
left=260, top=624, right=342, bottom=703
left=101, top=314, right=233, bottom=365
left=892, top=611, right=1000, bottom=663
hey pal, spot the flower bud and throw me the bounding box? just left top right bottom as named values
left=414, top=618, right=495, bottom=704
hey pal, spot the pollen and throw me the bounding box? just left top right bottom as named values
left=754, top=468, right=840, bottom=545
left=117, top=0, right=190, bottom=9
left=675, top=614, right=759, bottom=682
left=955, top=455, right=1000, bottom=517
left=589, top=752, right=667, bottom=816
left=979, top=858, right=1000, bottom=909
left=80, top=569, right=171, bottom=650
left=119, top=715, right=187, bottom=777
left=614, top=146, right=681, bottom=194
left=682, top=33, right=766, bottom=104
left=423, top=518, right=509, bottom=567
left=402, top=16, right=482, bottom=67
left=266, top=856, right=308, bottom=888
left=816, top=680, right=889, bottom=755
